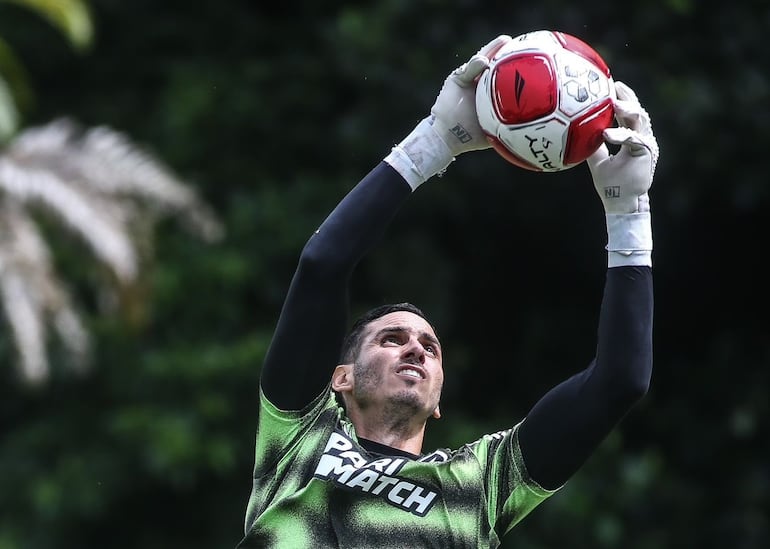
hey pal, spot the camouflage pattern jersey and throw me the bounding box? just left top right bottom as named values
left=236, top=387, right=556, bottom=549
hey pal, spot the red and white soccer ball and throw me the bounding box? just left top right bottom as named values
left=475, top=30, right=616, bottom=172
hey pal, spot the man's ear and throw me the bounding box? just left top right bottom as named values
left=331, top=364, right=354, bottom=393
left=432, top=404, right=441, bottom=420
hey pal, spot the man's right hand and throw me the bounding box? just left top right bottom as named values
left=429, top=34, right=512, bottom=157
left=385, top=35, right=512, bottom=190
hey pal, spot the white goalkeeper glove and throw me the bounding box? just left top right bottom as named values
left=385, top=34, right=511, bottom=190
left=586, top=81, right=659, bottom=267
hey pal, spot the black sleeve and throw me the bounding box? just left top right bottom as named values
left=260, top=161, right=413, bottom=411
left=517, top=265, right=653, bottom=490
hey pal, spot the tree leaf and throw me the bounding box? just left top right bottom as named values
left=0, top=0, right=93, bottom=52
left=0, top=75, right=19, bottom=141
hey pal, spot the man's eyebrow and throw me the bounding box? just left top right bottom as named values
left=375, top=326, right=441, bottom=349
left=374, top=326, right=405, bottom=338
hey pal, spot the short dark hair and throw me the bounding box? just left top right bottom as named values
left=339, top=302, right=435, bottom=363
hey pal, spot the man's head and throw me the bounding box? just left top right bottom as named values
left=333, top=303, right=444, bottom=427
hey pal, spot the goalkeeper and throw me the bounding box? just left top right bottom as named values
left=237, top=34, right=659, bottom=549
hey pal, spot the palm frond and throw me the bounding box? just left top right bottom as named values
left=0, top=118, right=224, bottom=383
left=0, top=197, right=89, bottom=381
left=11, top=118, right=224, bottom=242
left=0, top=152, right=139, bottom=281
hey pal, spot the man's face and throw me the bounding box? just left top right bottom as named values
left=351, top=311, right=444, bottom=420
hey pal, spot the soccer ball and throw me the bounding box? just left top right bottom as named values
left=475, top=30, right=615, bottom=172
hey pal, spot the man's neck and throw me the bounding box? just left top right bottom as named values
left=358, top=437, right=420, bottom=459
left=346, top=407, right=427, bottom=455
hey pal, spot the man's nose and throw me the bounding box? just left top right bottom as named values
left=402, top=337, right=426, bottom=362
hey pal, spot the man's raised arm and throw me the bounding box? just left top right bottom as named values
left=518, top=81, right=659, bottom=490
left=259, top=35, right=513, bottom=411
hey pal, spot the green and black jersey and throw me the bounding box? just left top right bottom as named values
left=238, top=388, right=554, bottom=548
left=237, top=162, right=654, bottom=548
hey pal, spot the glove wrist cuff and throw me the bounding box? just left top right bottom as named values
left=606, top=212, right=653, bottom=268
left=384, top=117, right=455, bottom=190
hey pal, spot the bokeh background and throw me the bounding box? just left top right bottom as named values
left=0, top=1, right=768, bottom=548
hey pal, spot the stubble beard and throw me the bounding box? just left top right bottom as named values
left=382, top=390, right=425, bottom=431
left=353, top=361, right=432, bottom=430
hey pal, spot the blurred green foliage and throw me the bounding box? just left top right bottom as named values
left=0, top=0, right=768, bottom=548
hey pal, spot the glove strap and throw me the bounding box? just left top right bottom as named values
left=384, top=117, right=454, bottom=190
left=606, top=212, right=653, bottom=268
